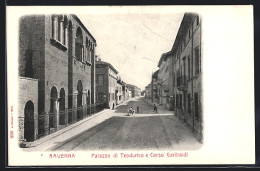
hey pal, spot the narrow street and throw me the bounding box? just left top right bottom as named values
left=50, top=97, right=201, bottom=151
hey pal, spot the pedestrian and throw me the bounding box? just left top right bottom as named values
left=153, top=104, right=158, bottom=113
left=136, top=106, right=139, bottom=113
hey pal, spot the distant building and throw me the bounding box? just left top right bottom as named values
left=141, top=90, right=145, bottom=96
left=19, top=14, right=96, bottom=144
left=128, top=90, right=132, bottom=99
left=145, top=83, right=151, bottom=99
left=151, top=70, right=159, bottom=103
left=95, top=60, right=119, bottom=109
left=122, top=82, right=129, bottom=101
left=157, top=51, right=174, bottom=110
left=126, top=84, right=141, bottom=98
left=116, top=77, right=123, bottom=105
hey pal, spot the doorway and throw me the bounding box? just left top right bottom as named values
left=24, top=101, right=34, bottom=142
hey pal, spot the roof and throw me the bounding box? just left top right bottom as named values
left=157, top=51, right=172, bottom=67
left=126, top=84, right=140, bottom=90
left=96, top=61, right=119, bottom=74
left=72, top=14, right=97, bottom=44
left=170, top=13, right=198, bottom=54
left=152, top=70, right=159, bottom=78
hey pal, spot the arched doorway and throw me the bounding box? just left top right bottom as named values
left=50, top=86, right=58, bottom=129
left=77, top=80, right=83, bottom=120
left=87, top=90, right=91, bottom=115
left=59, top=88, right=65, bottom=125
left=24, top=101, right=34, bottom=142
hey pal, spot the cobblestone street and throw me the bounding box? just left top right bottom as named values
left=49, top=97, right=201, bottom=151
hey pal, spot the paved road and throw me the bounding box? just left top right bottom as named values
left=51, top=97, right=201, bottom=151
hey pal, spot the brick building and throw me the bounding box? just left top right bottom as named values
left=172, top=13, right=202, bottom=141
left=19, top=14, right=96, bottom=144
left=95, top=60, right=119, bottom=109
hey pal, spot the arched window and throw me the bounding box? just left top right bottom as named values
left=87, top=90, right=90, bottom=105
left=77, top=81, right=83, bottom=120
left=89, top=43, right=93, bottom=63
left=63, top=16, right=68, bottom=46
left=75, top=27, right=83, bottom=62
left=85, top=37, right=89, bottom=63
left=50, top=86, right=58, bottom=128
left=52, top=15, right=58, bottom=40
left=58, top=15, right=64, bottom=43
left=87, top=40, right=91, bottom=62
left=59, top=88, right=65, bottom=125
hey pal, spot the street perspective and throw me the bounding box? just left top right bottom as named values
left=17, top=12, right=202, bottom=152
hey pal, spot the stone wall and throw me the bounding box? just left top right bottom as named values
left=18, top=77, right=38, bottom=142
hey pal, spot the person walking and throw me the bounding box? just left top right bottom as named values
left=153, top=104, right=158, bottom=113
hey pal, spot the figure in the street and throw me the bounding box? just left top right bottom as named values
left=153, top=104, right=158, bottom=113
left=136, top=106, right=139, bottom=113
left=128, top=107, right=135, bottom=115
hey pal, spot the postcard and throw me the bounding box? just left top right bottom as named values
left=7, top=5, right=254, bottom=166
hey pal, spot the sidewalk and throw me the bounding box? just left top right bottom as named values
left=23, top=99, right=132, bottom=151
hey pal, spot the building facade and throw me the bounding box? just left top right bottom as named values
left=145, top=83, right=151, bottom=99
left=116, top=79, right=123, bottom=105
left=122, top=82, right=129, bottom=102
left=95, top=60, right=119, bottom=109
left=157, top=51, right=174, bottom=110
left=172, top=13, right=202, bottom=141
left=19, top=14, right=96, bottom=144
left=151, top=70, right=159, bottom=103
left=126, top=84, right=141, bottom=98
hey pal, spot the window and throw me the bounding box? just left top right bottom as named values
left=58, top=16, right=63, bottom=43
left=85, top=38, right=89, bottom=63
left=63, top=16, right=68, bottom=46
left=195, top=46, right=200, bottom=75
left=51, top=15, right=68, bottom=48
left=196, top=15, right=199, bottom=26
left=188, top=56, right=191, bottom=79
left=75, top=27, right=83, bottom=62
left=97, top=93, right=104, bottom=102
left=97, top=74, right=104, bottom=86
left=87, top=41, right=92, bottom=63
left=188, top=94, right=191, bottom=113
left=183, top=57, right=186, bottom=77
left=194, top=93, right=199, bottom=118
left=52, top=15, right=58, bottom=40
left=180, top=94, right=182, bottom=108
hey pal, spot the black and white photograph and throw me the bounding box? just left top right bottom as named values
left=7, top=5, right=254, bottom=166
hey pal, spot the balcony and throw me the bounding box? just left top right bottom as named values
left=162, top=85, right=169, bottom=92
left=177, top=76, right=187, bottom=91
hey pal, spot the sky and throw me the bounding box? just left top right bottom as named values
left=78, top=12, right=184, bottom=90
